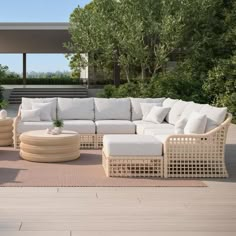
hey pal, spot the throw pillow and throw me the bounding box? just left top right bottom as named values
left=184, top=112, right=207, bottom=134
left=32, top=102, right=53, bottom=121
left=175, top=117, right=188, bottom=134
left=21, top=109, right=41, bottom=122
left=143, top=106, right=170, bottom=124
left=140, top=103, right=162, bottom=120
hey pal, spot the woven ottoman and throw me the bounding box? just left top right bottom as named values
left=102, top=135, right=163, bottom=178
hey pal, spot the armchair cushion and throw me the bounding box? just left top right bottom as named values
left=199, top=105, right=227, bottom=132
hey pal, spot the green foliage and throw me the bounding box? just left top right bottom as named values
left=53, top=119, right=64, bottom=128
left=204, top=55, right=236, bottom=122
left=0, top=100, right=8, bottom=109
left=0, top=64, right=20, bottom=79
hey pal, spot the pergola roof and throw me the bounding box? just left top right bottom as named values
left=0, top=23, right=71, bottom=53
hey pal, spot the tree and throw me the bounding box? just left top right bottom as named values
left=67, top=0, right=195, bottom=83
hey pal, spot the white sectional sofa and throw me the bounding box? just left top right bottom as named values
left=13, top=96, right=232, bottom=178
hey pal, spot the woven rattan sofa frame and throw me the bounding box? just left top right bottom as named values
left=13, top=106, right=96, bottom=149
left=163, top=113, right=232, bottom=178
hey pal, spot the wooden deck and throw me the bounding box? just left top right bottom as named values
left=0, top=124, right=235, bottom=235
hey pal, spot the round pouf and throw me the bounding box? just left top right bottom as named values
left=0, top=118, right=13, bottom=146
left=19, top=130, right=80, bottom=162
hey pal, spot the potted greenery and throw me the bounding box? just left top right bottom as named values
left=52, top=119, right=64, bottom=135
left=0, top=100, right=9, bottom=119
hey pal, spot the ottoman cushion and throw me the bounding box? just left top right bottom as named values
left=103, top=135, right=162, bottom=157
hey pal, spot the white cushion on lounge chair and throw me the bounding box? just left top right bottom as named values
left=94, top=98, right=131, bottom=120
left=57, top=98, right=94, bottom=120
left=199, top=105, right=227, bottom=132
left=167, top=100, right=189, bottom=125
left=143, top=125, right=175, bottom=136
left=21, top=97, right=57, bottom=120
left=130, top=97, right=165, bottom=121
left=17, top=121, right=53, bottom=133
left=180, top=102, right=203, bottom=119
left=133, top=120, right=174, bottom=135
left=63, top=120, right=95, bottom=134
left=96, top=120, right=136, bottom=134
left=103, top=134, right=162, bottom=156
left=162, top=98, right=179, bottom=123
left=184, top=112, right=207, bottom=134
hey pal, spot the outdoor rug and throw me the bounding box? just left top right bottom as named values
left=0, top=148, right=206, bottom=187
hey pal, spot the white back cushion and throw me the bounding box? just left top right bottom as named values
left=167, top=100, right=189, bottom=125
left=175, top=117, right=188, bottom=134
left=22, top=97, right=57, bottom=120
left=32, top=102, right=53, bottom=121
left=180, top=102, right=203, bottom=119
left=57, top=98, right=94, bottom=120
left=162, top=98, right=179, bottom=123
left=140, top=103, right=161, bottom=119
left=199, top=105, right=227, bottom=132
left=143, top=107, right=171, bottom=124
left=184, top=112, right=207, bottom=134
left=21, top=109, right=41, bottom=122
left=94, top=98, right=131, bottom=120
left=130, top=98, right=165, bottom=120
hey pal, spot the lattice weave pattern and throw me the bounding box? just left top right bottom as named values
left=80, top=134, right=96, bottom=149
left=96, top=134, right=104, bottom=149
left=164, top=113, right=232, bottom=178
left=103, top=152, right=163, bottom=178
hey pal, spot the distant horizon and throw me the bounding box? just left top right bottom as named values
left=0, top=0, right=91, bottom=73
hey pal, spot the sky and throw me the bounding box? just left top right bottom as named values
left=0, top=0, right=91, bottom=74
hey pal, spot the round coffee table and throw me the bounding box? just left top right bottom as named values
left=0, top=118, right=13, bottom=146
left=19, top=130, right=80, bottom=162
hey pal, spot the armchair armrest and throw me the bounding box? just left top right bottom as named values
left=163, top=113, right=232, bottom=178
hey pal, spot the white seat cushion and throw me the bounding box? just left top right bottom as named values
left=167, top=100, right=189, bottom=125
left=96, top=120, right=136, bottom=134
left=130, top=97, right=165, bottom=121
left=199, top=105, right=227, bottom=132
left=17, top=121, right=53, bottom=133
left=22, top=97, right=57, bottom=120
left=95, top=98, right=131, bottom=120
left=63, top=120, right=95, bottom=134
left=143, top=124, right=175, bottom=136
left=57, top=98, right=94, bottom=120
left=133, top=120, right=174, bottom=135
left=103, top=135, right=162, bottom=156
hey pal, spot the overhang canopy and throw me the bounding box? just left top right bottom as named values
left=0, top=23, right=71, bottom=53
